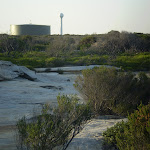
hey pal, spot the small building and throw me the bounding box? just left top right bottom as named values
left=10, top=24, right=51, bottom=35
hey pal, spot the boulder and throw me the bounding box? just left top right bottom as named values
left=18, top=66, right=37, bottom=81
left=0, top=61, right=37, bottom=81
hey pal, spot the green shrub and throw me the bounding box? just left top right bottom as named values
left=45, top=57, right=64, bottom=67
left=103, top=103, right=150, bottom=150
left=17, top=57, right=45, bottom=68
left=74, top=67, right=150, bottom=115
left=78, top=36, right=96, bottom=50
left=32, top=44, right=46, bottom=51
left=102, top=121, right=128, bottom=149
left=113, top=53, right=150, bottom=71
left=65, top=55, right=108, bottom=66
left=0, top=33, right=150, bottom=71
left=56, top=69, right=64, bottom=74
left=16, top=95, right=91, bottom=150
left=23, top=51, right=47, bottom=59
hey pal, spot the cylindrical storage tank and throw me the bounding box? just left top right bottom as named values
left=10, top=24, right=50, bottom=35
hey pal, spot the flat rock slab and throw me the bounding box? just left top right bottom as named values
left=34, top=65, right=120, bottom=73
left=67, top=116, right=127, bottom=150
left=0, top=61, right=36, bottom=81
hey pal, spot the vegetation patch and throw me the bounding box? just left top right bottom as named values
left=74, top=67, right=150, bottom=116
left=16, top=95, right=91, bottom=150
left=1, top=32, right=150, bottom=149
left=113, top=52, right=150, bottom=71
left=102, top=103, right=150, bottom=150
left=0, top=32, right=150, bottom=71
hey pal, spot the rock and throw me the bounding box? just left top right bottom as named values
left=45, top=68, right=51, bottom=72
left=0, top=61, right=19, bottom=80
left=66, top=116, right=127, bottom=150
left=0, top=77, right=3, bottom=81
left=18, top=66, right=37, bottom=81
left=0, top=61, right=37, bottom=81
left=40, top=85, right=63, bottom=90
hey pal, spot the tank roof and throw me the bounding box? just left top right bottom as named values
left=11, top=24, right=50, bottom=26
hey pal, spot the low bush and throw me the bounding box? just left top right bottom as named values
left=45, top=57, right=65, bottom=67
left=74, top=67, right=150, bottom=116
left=113, top=53, right=150, bottom=71
left=102, top=103, right=150, bottom=150
left=16, top=95, right=91, bottom=150
left=78, top=36, right=96, bottom=50
left=1, top=50, right=150, bottom=71
left=32, top=44, right=46, bottom=51
left=65, top=55, right=108, bottom=66
left=102, top=121, right=127, bottom=149
left=16, top=57, right=45, bottom=68
left=56, top=69, right=64, bottom=74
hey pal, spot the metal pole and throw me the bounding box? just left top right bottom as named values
left=61, top=17, right=63, bottom=35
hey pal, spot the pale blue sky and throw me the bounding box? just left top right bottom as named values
left=0, top=0, right=150, bottom=35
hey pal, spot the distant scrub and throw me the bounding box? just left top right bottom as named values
left=0, top=32, right=150, bottom=71
left=77, top=35, right=96, bottom=50
left=45, top=57, right=65, bottom=67
left=113, top=52, right=150, bottom=71
left=65, top=55, right=108, bottom=66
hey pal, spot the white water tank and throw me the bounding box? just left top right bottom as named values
left=10, top=24, right=51, bottom=35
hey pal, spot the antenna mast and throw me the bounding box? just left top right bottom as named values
left=60, top=13, right=64, bottom=35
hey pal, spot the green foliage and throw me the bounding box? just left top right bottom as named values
left=103, top=103, right=150, bottom=150
left=56, top=69, right=64, bottom=74
left=17, top=57, right=45, bottom=68
left=65, top=55, right=108, bottom=66
left=102, top=121, right=128, bottom=149
left=32, top=44, right=47, bottom=51
left=74, top=67, right=150, bottom=115
left=78, top=36, right=96, bottom=50
left=16, top=95, right=91, bottom=150
left=113, top=53, right=150, bottom=71
left=45, top=57, right=64, bottom=67
left=0, top=33, right=150, bottom=71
